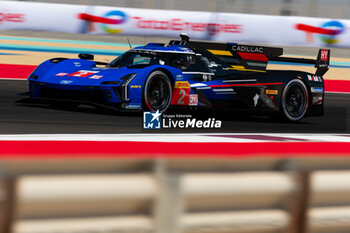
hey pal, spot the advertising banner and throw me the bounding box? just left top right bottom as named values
left=1, top=1, right=349, bottom=47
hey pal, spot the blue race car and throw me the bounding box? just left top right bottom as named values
left=26, top=34, right=329, bottom=121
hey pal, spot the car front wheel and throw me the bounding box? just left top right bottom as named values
left=143, top=71, right=172, bottom=112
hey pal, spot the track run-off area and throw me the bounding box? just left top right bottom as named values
left=0, top=34, right=349, bottom=134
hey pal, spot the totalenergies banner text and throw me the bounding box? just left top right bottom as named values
left=1, top=1, right=349, bottom=47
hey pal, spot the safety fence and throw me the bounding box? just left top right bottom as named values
left=1, top=1, right=350, bottom=48
left=0, top=134, right=349, bottom=233
left=0, top=157, right=350, bottom=233
left=6, top=0, right=350, bottom=20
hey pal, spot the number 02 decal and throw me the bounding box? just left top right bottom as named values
left=171, top=81, right=191, bottom=105
left=177, top=89, right=186, bottom=104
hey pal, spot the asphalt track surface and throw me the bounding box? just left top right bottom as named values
left=0, top=79, right=349, bottom=134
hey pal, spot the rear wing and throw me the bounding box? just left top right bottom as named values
left=272, top=49, right=330, bottom=76
left=170, top=39, right=330, bottom=76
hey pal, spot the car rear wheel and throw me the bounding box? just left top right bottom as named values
left=280, top=79, right=309, bottom=122
left=143, top=71, right=172, bottom=112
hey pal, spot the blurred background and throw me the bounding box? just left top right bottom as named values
left=7, top=0, right=350, bottom=19
left=0, top=0, right=350, bottom=233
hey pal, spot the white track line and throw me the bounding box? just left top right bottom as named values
left=0, top=134, right=349, bottom=142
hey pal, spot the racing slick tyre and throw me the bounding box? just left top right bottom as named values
left=280, top=79, right=309, bottom=122
left=143, top=71, right=172, bottom=113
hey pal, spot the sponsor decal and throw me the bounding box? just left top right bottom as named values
left=319, top=21, right=345, bottom=45
left=60, top=80, right=73, bottom=84
left=174, top=81, right=191, bottom=88
left=78, top=10, right=243, bottom=36
left=130, top=85, right=141, bottom=88
left=265, top=89, right=278, bottom=95
left=101, top=11, right=128, bottom=34
left=296, top=20, right=345, bottom=45
left=171, top=81, right=191, bottom=105
left=73, top=62, right=81, bottom=67
left=68, top=70, right=99, bottom=77
left=320, top=49, right=328, bottom=61
left=132, top=17, right=243, bottom=35
left=253, top=94, right=259, bottom=107
left=125, top=103, right=142, bottom=109
left=55, top=72, right=68, bottom=76
left=143, top=111, right=222, bottom=129
left=189, top=94, right=198, bottom=106
left=176, top=74, right=183, bottom=80
left=89, top=75, right=103, bottom=79
left=311, top=87, right=324, bottom=93
left=232, top=45, right=263, bottom=53
left=0, top=12, right=25, bottom=24
left=78, top=10, right=128, bottom=34
left=307, top=75, right=323, bottom=82
left=143, top=110, right=162, bottom=129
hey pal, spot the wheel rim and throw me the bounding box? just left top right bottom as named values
left=283, top=81, right=308, bottom=120
left=146, top=75, right=170, bottom=111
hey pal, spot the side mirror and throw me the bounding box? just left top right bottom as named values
left=78, top=53, right=94, bottom=60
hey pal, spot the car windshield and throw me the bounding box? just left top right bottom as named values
left=107, top=50, right=239, bottom=76
left=108, top=51, right=164, bottom=68
left=108, top=50, right=199, bottom=68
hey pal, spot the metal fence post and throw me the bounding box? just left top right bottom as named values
left=0, top=176, right=18, bottom=233
left=286, top=159, right=311, bottom=233
left=153, top=159, right=183, bottom=233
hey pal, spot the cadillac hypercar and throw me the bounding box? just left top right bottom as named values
left=26, top=34, right=329, bottom=121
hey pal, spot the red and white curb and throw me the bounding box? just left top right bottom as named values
left=0, top=133, right=350, bottom=142
left=0, top=134, right=349, bottom=159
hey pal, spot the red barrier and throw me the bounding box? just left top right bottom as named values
left=0, top=141, right=349, bottom=159
left=324, top=80, right=350, bottom=93
left=0, top=64, right=36, bottom=79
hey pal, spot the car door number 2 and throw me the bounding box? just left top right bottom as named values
left=177, top=89, right=186, bottom=104
left=171, top=81, right=191, bottom=105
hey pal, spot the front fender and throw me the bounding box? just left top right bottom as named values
left=28, top=58, right=97, bottom=81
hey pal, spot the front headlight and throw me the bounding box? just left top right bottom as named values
left=120, top=73, right=137, bottom=101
